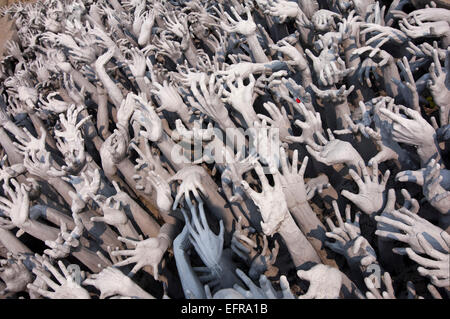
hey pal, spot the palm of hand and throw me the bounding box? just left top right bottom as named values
left=298, top=264, right=342, bottom=299
left=234, top=19, right=257, bottom=35
left=256, top=188, right=289, bottom=237
left=85, top=267, right=134, bottom=298
left=319, top=140, right=356, bottom=165
left=0, top=262, right=32, bottom=292
left=353, top=182, right=385, bottom=215
left=133, top=109, right=162, bottom=142
left=102, top=206, right=128, bottom=226
left=280, top=172, right=307, bottom=208
left=155, top=85, right=184, bottom=112
left=428, top=69, right=450, bottom=107
left=7, top=187, right=30, bottom=227
left=135, top=238, right=165, bottom=268
left=54, top=281, right=91, bottom=299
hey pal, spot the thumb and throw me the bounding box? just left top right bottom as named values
left=297, top=269, right=311, bottom=281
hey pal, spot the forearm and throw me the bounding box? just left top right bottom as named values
left=116, top=221, right=140, bottom=240
left=0, top=128, right=23, bottom=164
left=20, top=220, right=59, bottom=242
left=155, top=131, right=187, bottom=171
left=113, top=190, right=161, bottom=237
left=246, top=33, right=270, bottom=63
left=174, top=248, right=205, bottom=298
left=342, top=37, right=360, bottom=72
left=29, top=113, right=57, bottom=149
left=69, top=68, right=97, bottom=96
left=71, top=245, right=106, bottom=273
left=78, top=210, right=123, bottom=249
left=183, top=40, right=199, bottom=67
left=382, top=62, right=400, bottom=99
left=95, top=67, right=123, bottom=109
left=48, top=177, right=76, bottom=207
left=0, top=228, right=31, bottom=254
left=290, top=203, right=337, bottom=267
left=417, top=137, right=441, bottom=166
left=96, top=89, right=110, bottom=139
left=278, top=214, right=322, bottom=268
left=3, top=120, right=28, bottom=141
left=29, top=205, right=74, bottom=229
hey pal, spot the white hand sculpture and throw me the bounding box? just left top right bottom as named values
left=306, top=43, right=352, bottom=86
left=376, top=206, right=448, bottom=255
left=126, top=48, right=147, bottom=78
left=151, top=80, right=188, bottom=115
left=396, top=159, right=450, bottom=215
left=241, top=164, right=289, bottom=236
left=169, top=165, right=208, bottom=209
left=379, top=106, right=437, bottom=158
left=257, top=102, right=291, bottom=142
left=83, top=266, right=154, bottom=299
left=264, top=0, right=299, bottom=23
left=221, top=6, right=257, bottom=36
left=276, top=147, right=309, bottom=210
left=99, top=129, right=129, bottom=176
left=400, top=232, right=449, bottom=288
left=364, top=271, right=396, bottom=299
left=91, top=197, right=128, bottom=227
left=112, top=235, right=169, bottom=279
left=360, top=23, right=407, bottom=48
left=286, top=101, right=323, bottom=146
left=44, top=221, right=80, bottom=259
left=39, top=92, right=70, bottom=114
left=0, top=257, right=33, bottom=294
left=297, top=264, right=342, bottom=299
left=222, top=73, right=258, bottom=125
left=325, top=201, right=378, bottom=269
left=251, top=119, right=280, bottom=168
left=270, top=40, right=309, bottom=71
left=427, top=49, right=450, bottom=126
left=27, top=260, right=91, bottom=299
left=188, top=73, right=230, bottom=126
left=306, top=130, right=363, bottom=168
left=311, top=9, right=340, bottom=32
left=0, top=179, right=30, bottom=229
left=341, top=161, right=390, bottom=217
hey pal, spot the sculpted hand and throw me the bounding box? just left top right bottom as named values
left=0, top=257, right=33, bottom=294
left=325, top=201, right=377, bottom=269
left=0, top=179, right=30, bottom=229
left=241, top=164, right=289, bottom=236
left=306, top=130, right=363, bottom=168
left=376, top=206, right=448, bottom=255
left=27, top=260, right=90, bottom=299
left=182, top=194, right=224, bottom=278
left=169, top=165, right=209, bottom=209
left=297, top=264, right=342, bottom=299
left=112, top=235, right=169, bottom=279
left=221, top=6, right=257, bottom=36
left=397, top=232, right=449, bottom=288
left=83, top=266, right=154, bottom=299
left=341, top=161, right=390, bottom=217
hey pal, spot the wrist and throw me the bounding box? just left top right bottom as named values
left=157, top=233, right=171, bottom=251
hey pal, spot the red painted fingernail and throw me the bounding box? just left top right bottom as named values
left=296, top=98, right=301, bottom=103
